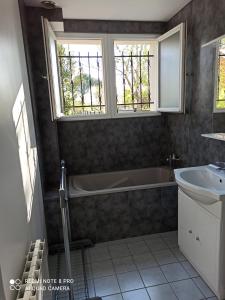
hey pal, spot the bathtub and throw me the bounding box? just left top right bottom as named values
left=69, top=167, right=176, bottom=197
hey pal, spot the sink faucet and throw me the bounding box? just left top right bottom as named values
left=208, top=162, right=225, bottom=171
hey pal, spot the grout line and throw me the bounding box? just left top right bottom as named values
left=85, top=250, right=97, bottom=298
left=167, top=281, right=180, bottom=300
left=191, top=277, right=215, bottom=299
left=76, top=232, right=213, bottom=299
left=108, top=243, right=126, bottom=299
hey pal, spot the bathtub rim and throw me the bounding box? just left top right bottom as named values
left=69, top=179, right=177, bottom=198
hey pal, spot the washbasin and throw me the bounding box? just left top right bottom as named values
left=174, top=165, right=225, bottom=204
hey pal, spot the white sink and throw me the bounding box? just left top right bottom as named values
left=174, top=166, right=225, bottom=204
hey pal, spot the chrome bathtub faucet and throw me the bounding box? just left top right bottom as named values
left=166, top=153, right=180, bottom=169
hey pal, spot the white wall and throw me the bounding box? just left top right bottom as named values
left=24, top=0, right=192, bottom=21
left=0, top=0, right=46, bottom=299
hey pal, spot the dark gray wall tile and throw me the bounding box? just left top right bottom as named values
left=167, top=0, right=225, bottom=168
left=129, top=189, right=162, bottom=235
left=69, top=196, right=97, bottom=242
left=25, top=9, right=168, bottom=189
left=95, top=193, right=131, bottom=242
left=58, top=117, right=168, bottom=175
left=45, top=186, right=178, bottom=246
left=160, top=186, right=178, bottom=231
left=64, top=19, right=166, bottom=34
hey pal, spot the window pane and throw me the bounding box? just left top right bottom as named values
left=57, top=40, right=105, bottom=116
left=216, top=39, right=225, bottom=110
left=159, top=31, right=180, bottom=109
left=114, top=40, right=157, bottom=113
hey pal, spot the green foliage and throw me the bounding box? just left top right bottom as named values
left=57, top=43, right=103, bottom=115
left=115, top=44, right=152, bottom=111
left=217, top=56, right=225, bottom=109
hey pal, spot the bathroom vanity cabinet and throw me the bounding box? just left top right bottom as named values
left=178, top=189, right=225, bottom=300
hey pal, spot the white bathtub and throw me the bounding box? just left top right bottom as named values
left=69, top=167, right=176, bottom=197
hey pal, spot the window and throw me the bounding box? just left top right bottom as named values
left=114, top=40, right=158, bottom=113
left=57, top=39, right=106, bottom=116
left=214, top=38, right=225, bottom=112
left=42, top=18, right=185, bottom=120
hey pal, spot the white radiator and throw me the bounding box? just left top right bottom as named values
left=16, top=239, right=50, bottom=300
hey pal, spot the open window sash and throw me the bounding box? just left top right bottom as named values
left=157, top=23, right=185, bottom=113
left=42, top=17, right=62, bottom=120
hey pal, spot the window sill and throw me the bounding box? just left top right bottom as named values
left=57, top=111, right=161, bottom=122
left=213, top=110, right=225, bottom=113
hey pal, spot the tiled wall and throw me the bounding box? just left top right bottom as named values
left=166, top=0, right=225, bottom=167
left=25, top=1, right=225, bottom=189
left=25, top=0, right=225, bottom=246
left=25, top=8, right=168, bottom=189
left=63, top=19, right=166, bottom=34
left=58, top=117, right=168, bottom=175
left=45, top=185, right=177, bottom=246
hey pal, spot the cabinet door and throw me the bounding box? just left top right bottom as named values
left=178, top=189, right=197, bottom=260
left=178, top=189, right=220, bottom=293
left=194, top=204, right=220, bottom=290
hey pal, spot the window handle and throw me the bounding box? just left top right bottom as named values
left=188, top=230, right=192, bottom=234
left=196, top=236, right=200, bottom=241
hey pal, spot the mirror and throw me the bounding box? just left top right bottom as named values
left=213, top=38, right=225, bottom=135
left=202, top=35, right=225, bottom=138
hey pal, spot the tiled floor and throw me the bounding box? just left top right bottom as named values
left=49, top=231, right=218, bottom=300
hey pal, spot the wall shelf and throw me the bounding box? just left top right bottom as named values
left=201, top=133, right=225, bottom=141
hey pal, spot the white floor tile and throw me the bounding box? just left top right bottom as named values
left=94, top=275, right=120, bottom=297
left=123, top=288, right=150, bottom=300
left=91, top=260, right=115, bottom=278
left=113, top=256, right=137, bottom=274
left=87, top=279, right=95, bottom=298
left=192, top=277, right=215, bottom=298
left=161, top=263, right=190, bottom=282
left=171, top=279, right=204, bottom=300
left=142, top=233, right=161, bottom=241
left=154, top=249, right=177, bottom=265
left=145, top=238, right=169, bottom=252
left=133, top=253, right=158, bottom=270
left=89, top=247, right=111, bottom=262
left=109, top=244, right=131, bottom=259
left=147, top=283, right=177, bottom=300
left=124, top=236, right=144, bottom=244
left=181, top=261, right=199, bottom=278
left=171, top=247, right=186, bottom=261
left=127, top=241, right=149, bottom=255
left=160, top=231, right=178, bottom=239
left=102, top=294, right=123, bottom=300
left=117, top=271, right=144, bottom=292
left=140, top=267, right=167, bottom=287
left=108, top=239, right=127, bottom=246
left=163, top=236, right=178, bottom=248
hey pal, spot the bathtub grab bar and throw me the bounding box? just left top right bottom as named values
left=59, top=160, right=74, bottom=300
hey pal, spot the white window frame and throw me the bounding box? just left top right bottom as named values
left=55, top=32, right=112, bottom=121
left=55, top=32, right=160, bottom=121
left=44, top=23, right=185, bottom=121
left=108, top=34, right=160, bottom=119
left=157, top=23, right=185, bottom=113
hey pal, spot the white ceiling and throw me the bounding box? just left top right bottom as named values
left=24, top=0, right=192, bottom=21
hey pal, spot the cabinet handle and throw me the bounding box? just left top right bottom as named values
left=188, top=230, right=192, bottom=234
left=196, top=236, right=200, bottom=241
